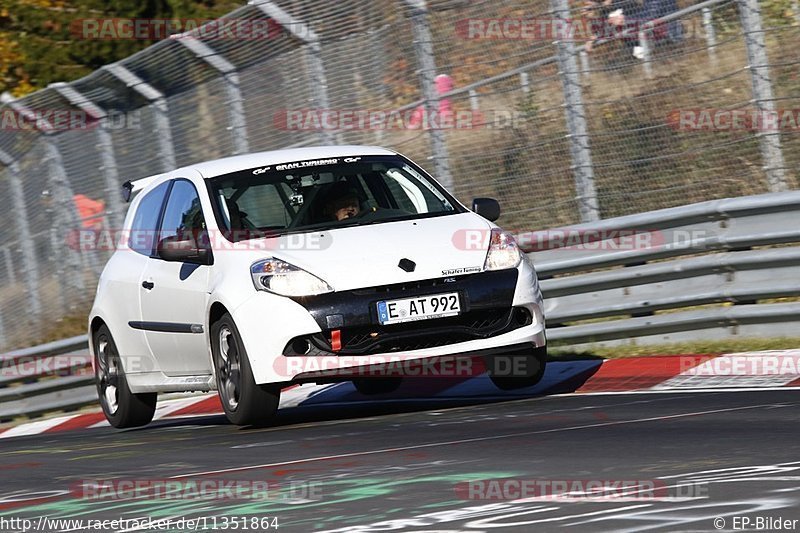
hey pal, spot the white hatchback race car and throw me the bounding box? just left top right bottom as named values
left=89, top=146, right=547, bottom=428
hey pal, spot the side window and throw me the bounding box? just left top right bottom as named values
left=128, top=181, right=169, bottom=256
left=159, top=180, right=206, bottom=245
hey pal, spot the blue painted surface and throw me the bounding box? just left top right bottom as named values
left=296, top=359, right=604, bottom=405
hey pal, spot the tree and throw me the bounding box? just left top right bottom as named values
left=0, top=0, right=240, bottom=96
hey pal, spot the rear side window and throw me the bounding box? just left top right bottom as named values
left=128, top=181, right=169, bottom=255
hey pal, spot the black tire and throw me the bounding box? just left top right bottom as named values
left=352, top=377, right=403, bottom=395
left=94, top=324, right=157, bottom=428
left=211, top=313, right=280, bottom=426
left=487, top=346, right=547, bottom=391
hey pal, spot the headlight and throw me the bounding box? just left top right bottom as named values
left=250, top=258, right=333, bottom=296
left=483, top=229, right=522, bottom=271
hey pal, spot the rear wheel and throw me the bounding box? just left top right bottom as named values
left=212, top=313, right=280, bottom=426
left=487, top=346, right=547, bottom=391
left=352, top=377, right=403, bottom=395
left=94, top=324, right=157, bottom=428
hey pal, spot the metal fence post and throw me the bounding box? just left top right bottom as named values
left=405, top=0, right=454, bottom=190
left=43, top=137, right=88, bottom=298
left=469, top=89, right=479, bottom=112
left=48, top=224, right=68, bottom=314
left=551, top=0, right=600, bottom=222
left=50, top=83, right=125, bottom=231
left=105, top=63, right=176, bottom=171
left=639, top=28, right=654, bottom=79
left=0, top=244, right=15, bottom=345
left=0, top=93, right=86, bottom=300
left=306, top=42, right=339, bottom=146
left=702, top=7, right=718, bottom=65
left=520, top=72, right=531, bottom=95
left=95, top=125, right=123, bottom=230
left=250, top=1, right=338, bottom=146
left=0, top=152, right=41, bottom=319
left=3, top=247, right=15, bottom=286
left=223, top=72, right=250, bottom=153
left=579, top=49, right=590, bottom=78
left=739, top=0, right=787, bottom=192
left=0, top=292, right=6, bottom=348
left=176, top=39, right=250, bottom=154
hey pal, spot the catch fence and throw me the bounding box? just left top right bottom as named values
left=0, top=0, right=797, bottom=350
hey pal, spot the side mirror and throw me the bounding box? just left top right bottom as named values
left=157, top=236, right=211, bottom=265
left=472, top=197, right=501, bottom=222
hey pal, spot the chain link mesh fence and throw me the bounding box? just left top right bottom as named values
left=0, top=0, right=797, bottom=350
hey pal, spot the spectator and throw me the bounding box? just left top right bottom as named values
left=583, top=0, right=642, bottom=54
left=583, top=0, right=682, bottom=59
left=407, top=74, right=454, bottom=129
left=73, top=193, right=105, bottom=230
left=641, top=0, right=684, bottom=46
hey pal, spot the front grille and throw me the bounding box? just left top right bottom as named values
left=284, top=306, right=532, bottom=356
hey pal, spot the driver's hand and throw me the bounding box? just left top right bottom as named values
left=334, top=205, right=360, bottom=220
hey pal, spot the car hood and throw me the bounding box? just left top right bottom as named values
left=242, top=212, right=495, bottom=291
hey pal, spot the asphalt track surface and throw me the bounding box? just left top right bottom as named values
left=1, top=390, right=799, bottom=532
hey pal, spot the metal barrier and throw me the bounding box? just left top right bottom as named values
left=0, top=335, right=92, bottom=421
left=525, top=190, right=800, bottom=347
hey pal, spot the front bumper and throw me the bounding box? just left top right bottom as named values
left=233, top=263, right=546, bottom=384
left=285, top=269, right=524, bottom=356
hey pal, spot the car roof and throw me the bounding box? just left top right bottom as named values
left=125, top=145, right=401, bottom=200
left=183, top=145, right=397, bottom=179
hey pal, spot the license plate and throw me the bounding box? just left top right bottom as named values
left=377, top=292, right=461, bottom=325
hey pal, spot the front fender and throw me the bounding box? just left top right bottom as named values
left=224, top=291, right=321, bottom=384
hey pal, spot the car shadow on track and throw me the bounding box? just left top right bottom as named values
left=144, top=356, right=605, bottom=432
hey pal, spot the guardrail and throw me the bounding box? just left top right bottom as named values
left=0, top=335, right=93, bottom=422
left=2, top=190, right=799, bottom=422
left=522, top=190, right=800, bottom=347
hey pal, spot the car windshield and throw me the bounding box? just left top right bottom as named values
left=208, top=155, right=462, bottom=241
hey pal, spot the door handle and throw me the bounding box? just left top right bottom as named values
left=141, top=281, right=155, bottom=290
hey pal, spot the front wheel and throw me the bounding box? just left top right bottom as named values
left=211, top=313, right=280, bottom=426
left=94, top=324, right=157, bottom=428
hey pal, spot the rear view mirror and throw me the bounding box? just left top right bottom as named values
left=472, top=198, right=501, bottom=222
left=157, top=236, right=212, bottom=265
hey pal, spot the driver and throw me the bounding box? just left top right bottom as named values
left=323, top=181, right=361, bottom=221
